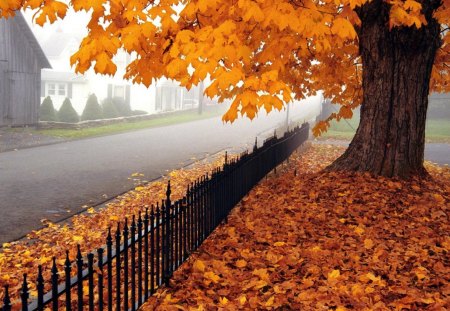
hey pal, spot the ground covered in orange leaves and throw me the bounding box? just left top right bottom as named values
left=142, top=144, right=449, bottom=311
left=0, top=155, right=225, bottom=303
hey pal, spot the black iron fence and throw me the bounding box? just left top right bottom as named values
left=1, top=123, right=309, bottom=311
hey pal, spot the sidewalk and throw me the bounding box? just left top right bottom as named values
left=0, top=128, right=66, bottom=152
left=141, top=143, right=449, bottom=310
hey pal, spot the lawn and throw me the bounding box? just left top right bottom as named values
left=27, top=108, right=225, bottom=140
left=320, top=114, right=450, bottom=143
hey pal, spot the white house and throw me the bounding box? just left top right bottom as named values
left=37, top=29, right=203, bottom=116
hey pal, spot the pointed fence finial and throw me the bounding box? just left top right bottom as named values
left=21, top=273, right=29, bottom=307
left=3, top=285, right=11, bottom=311
left=166, top=180, right=171, bottom=207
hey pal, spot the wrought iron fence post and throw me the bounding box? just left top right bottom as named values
left=2, top=285, right=11, bottom=311
left=164, top=181, right=172, bottom=287
left=0, top=125, right=309, bottom=311
left=20, top=274, right=29, bottom=311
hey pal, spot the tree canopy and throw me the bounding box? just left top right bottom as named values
left=2, top=0, right=448, bottom=134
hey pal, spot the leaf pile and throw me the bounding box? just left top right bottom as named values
left=0, top=155, right=226, bottom=304
left=142, top=144, right=449, bottom=310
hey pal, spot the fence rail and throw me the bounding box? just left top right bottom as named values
left=1, top=123, right=309, bottom=311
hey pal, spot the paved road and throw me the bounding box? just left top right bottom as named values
left=0, top=111, right=313, bottom=244
left=424, top=143, right=450, bottom=166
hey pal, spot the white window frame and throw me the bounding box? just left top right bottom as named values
left=46, top=83, right=68, bottom=97
left=57, top=83, right=67, bottom=96
left=47, top=83, right=56, bottom=96
left=113, top=85, right=126, bottom=99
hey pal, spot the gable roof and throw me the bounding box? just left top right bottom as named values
left=41, top=31, right=82, bottom=58
left=13, top=12, right=51, bottom=69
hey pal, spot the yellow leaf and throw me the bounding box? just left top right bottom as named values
left=365, top=286, right=375, bottom=294
left=110, top=215, right=119, bottom=222
left=364, top=238, right=374, bottom=249
left=73, top=235, right=84, bottom=242
left=404, top=0, right=422, bottom=11
left=265, top=296, right=275, bottom=307
left=204, top=271, right=220, bottom=283
left=328, top=269, right=340, bottom=280
left=83, top=285, right=89, bottom=295
left=354, top=226, right=365, bottom=235
left=414, top=266, right=428, bottom=280
left=164, top=293, right=180, bottom=303
left=39, top=256, right=51, bottom=265
left=331, top=18, right=357, bottom=39
left=238, top=295, right=247, bottom=305
left=433, top=193, right=444, bottom=202
left=87, top=207, right=95, bottom=214
left=236, top=259, right=247, bottom=268
left=421, top=297, right=435, bottom=304
left=274, top=241, right=286, bottom=247
left=252, top=268, right=270, bottom=281
left=94, top=53, right=117, bottom=75
left=193, top=260, right=206, bottom=272
left=351, top=284, right=364, bottom=296
left=219, top=296, right=228, bottom=306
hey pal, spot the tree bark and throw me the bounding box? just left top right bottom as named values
left=327, top=0, right=441, bottom=178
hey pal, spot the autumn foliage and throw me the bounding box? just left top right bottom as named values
left=0, top=156, right=226, bottom=305
left=0, top=0, right=448, bottom=134
left=141, top=144, right=449, bottom=310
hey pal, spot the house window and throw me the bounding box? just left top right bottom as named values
left=47, top=83, right=56, bottom=96
left=113, top=85, right=125, bottom=99
left=57, top=84, right=67, bottom=96
left=47, top=83, right=67, bottom=97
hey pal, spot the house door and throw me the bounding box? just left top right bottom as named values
left=9, top=72, right=39, bottom=126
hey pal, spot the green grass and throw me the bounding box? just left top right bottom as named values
left=319, top=116, right=450, bottom=143
left=32, top=109, right=224, bottom=140
left=424, top=119, right=450, bottom=143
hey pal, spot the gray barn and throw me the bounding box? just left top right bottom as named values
left=0, top=12, right=51, bottom=126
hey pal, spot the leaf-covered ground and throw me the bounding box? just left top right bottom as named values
left=0, top=155, right=226, bottom=303
left=142, top=144, right=449, bottom=310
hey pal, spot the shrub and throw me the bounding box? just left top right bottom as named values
left=81, top=94, right=103, bottom=121
left=131, top=110, right=148, bottom=116
left=39, top=96, right=57, bottom=121
left=112, top=97, right=132, bottom=117
left=102, top=98, right=119, bottom=119
left=57, top=98, right=79, bottom=123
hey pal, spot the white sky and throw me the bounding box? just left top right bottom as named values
left=23, top=8, right=90, bottom=42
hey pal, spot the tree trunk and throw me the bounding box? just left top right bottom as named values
left=327, top=0, right=441, bottom=178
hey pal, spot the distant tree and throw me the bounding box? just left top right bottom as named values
left=39, top=96, right=57, bottom=122
left=81, top=94, right=103, bottom=121
left=57, top=98, right=79, bottom=123
left=102, top=98, right=119, bottom=119
left=112, top=97, right=132, bottom=117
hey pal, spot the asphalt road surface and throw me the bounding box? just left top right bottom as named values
left=0, top=112, right=310, bottom=243
left=1, top=110, right=447, bottom=244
